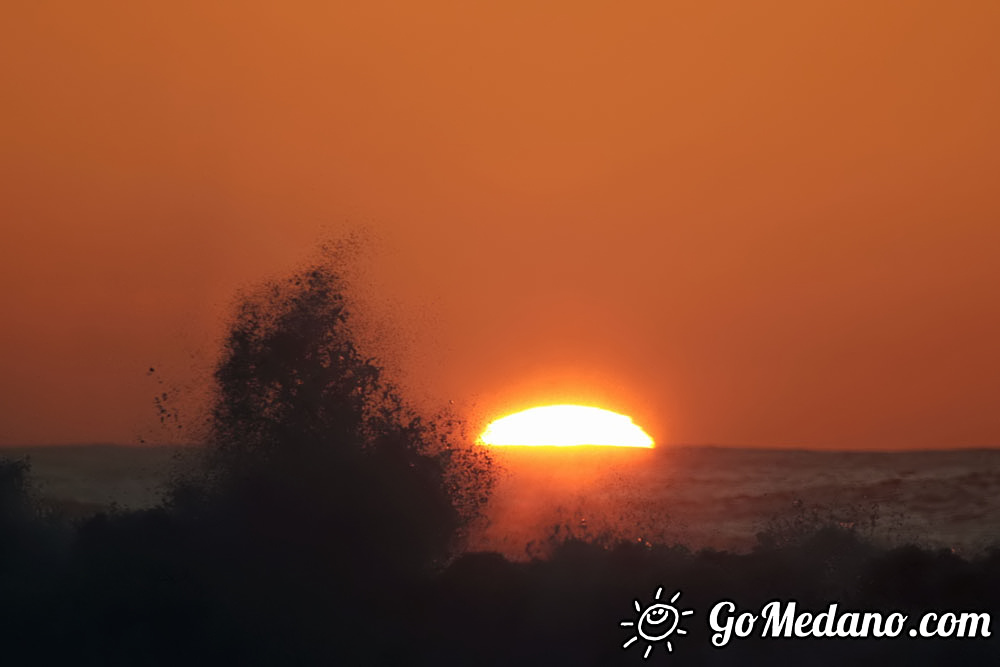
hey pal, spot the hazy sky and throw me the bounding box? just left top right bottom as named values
left=2, top=2, right=999, bottom=448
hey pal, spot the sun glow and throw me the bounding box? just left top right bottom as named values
left=479, top=405, right=654, bottom=448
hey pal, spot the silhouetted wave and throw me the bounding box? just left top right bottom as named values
left=0, top=257, right=997, bottom=665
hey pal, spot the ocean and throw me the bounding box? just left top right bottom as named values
left=474, top=446, right=1000, bottom=558
left=3, top=443, right=998, bottom=664
left=5, top=444, right=999, bottom=557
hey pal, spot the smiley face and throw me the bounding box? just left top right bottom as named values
left=637, top=603, right=680, bottom=641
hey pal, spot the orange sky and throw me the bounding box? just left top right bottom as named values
left=2, top=2, right=999, bottom=448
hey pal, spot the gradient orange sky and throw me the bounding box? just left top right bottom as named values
left=2, top=2, right=999, bottom=448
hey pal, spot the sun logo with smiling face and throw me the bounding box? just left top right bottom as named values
left=621, top=587, right=693, bottom=659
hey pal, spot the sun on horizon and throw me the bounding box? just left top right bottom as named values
left=479, top=405, right=654, bottom=448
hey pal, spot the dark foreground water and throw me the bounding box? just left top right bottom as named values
left=2, top=443, right=997, bottom=666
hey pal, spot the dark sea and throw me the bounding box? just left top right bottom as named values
left=5, top=444, right=1000, bottom=557
left=4, top=444, right=999, bottom=665
left=475, top=446, right=1000, bottom=558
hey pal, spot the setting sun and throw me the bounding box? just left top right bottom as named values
left=479, top=405, right=654, bottom=448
